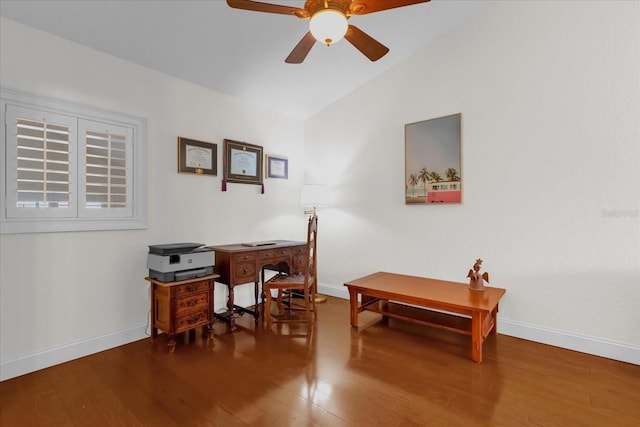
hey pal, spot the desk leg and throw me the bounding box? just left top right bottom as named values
left=348, top=288, right=359, bottom=327
left=261, top=269, right=266, bottom=320
left=253, top=280, right=259, bottom=324
left=471, top=311, right=483, bottom=363
left=227, top=284, right=237, bottom=331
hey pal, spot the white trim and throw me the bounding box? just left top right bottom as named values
left=0, top=323, right=147, bottom=381
left=317, top=282, right=640, bottom=366
left=498, top=319, right=640, bottom=366
left=318, top=282, right=349, bottom=299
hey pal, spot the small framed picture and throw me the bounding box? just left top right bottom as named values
left=178, top=137, right=217, bottom=176
left=223, top=139, right=263, bottom=185
left=266, top=155, right=288, bottom=179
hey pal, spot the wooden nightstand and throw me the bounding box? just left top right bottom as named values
left=145, top=274, right=219, bottom=353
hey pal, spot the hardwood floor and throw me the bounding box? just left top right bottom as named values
left=1, top=297, right=639, bottom=426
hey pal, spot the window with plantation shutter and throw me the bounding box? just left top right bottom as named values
left=79, top=120, right=133, bottom=218
left=5, top=106, right=77, bottom=219
left=1, top=88, right=147, bottom=234
left=18, top=120, right=72, bottom=209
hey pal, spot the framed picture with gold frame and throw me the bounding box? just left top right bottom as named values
left=178, top=137, right=217, bottom=176
left=223, top=139, right=263, bottom=185
left=265, top=154, right=288, bottom=179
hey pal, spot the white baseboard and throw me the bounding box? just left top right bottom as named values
left=318, top=282, right=350, bottom=299
left=498, top=319, right=639, bottom=365
left=316, top=283, right=640, bottom=366
left=0, top=323, right=148, bottom=381
left=2, top=283, right=637, bottom=381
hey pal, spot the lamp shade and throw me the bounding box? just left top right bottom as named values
left=300, top=184, right=329, bottom=207
left=309, top=9, right=348, bottom=45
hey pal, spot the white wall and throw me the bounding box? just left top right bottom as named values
left=306, top=1, right=640, bottom=364
left=1, top=1, right=638, bottom=381
left=0, top=18, right=306, bottom=380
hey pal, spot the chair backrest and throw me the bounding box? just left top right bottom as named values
left=305, top=215, right=318, bottom=285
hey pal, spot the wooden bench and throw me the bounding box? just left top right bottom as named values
left=344, top=271, right=506, bottom=363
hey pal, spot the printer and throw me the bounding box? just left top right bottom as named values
left=147, top=243, right=214, bottom=282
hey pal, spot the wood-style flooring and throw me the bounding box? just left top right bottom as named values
left=1, top=297, right=639, bottom=426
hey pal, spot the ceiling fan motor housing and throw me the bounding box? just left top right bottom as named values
left=304, top=0, right=352, bottom=17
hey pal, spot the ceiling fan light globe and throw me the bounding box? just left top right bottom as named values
left=309, top=9, right=348, bottom=46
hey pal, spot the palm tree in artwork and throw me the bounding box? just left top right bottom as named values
left=446, top=167, right=460, bottom=182
left=418, top=167, right=429, bottom=196
left=407, top=174, right=418, bottom=197
left=428, top=171, right=441, bottom=183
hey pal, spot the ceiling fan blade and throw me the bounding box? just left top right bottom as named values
left=349, top=0, right=430, bottom=15
left=226, top=0, right=307, bottom=17
left=344, top=25, right=389, bottom=62
left=285, top=32, right=316, bottom=64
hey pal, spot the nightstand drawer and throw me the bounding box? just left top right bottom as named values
left=175, top=292, right=209, bottom=315
left=175, top=309, right=209, bottom=333
left=174, top=279, right=210, bottom=296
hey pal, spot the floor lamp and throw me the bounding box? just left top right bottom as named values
left=300, top=184, right=329, bottom=304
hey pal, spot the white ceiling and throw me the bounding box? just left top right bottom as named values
left=0, top=0, right=493, bottom=119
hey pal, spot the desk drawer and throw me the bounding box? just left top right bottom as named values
left=292, top=246, right=306, bottom=255
left=234, top=262, right=256, bottom=282
left=233, top=253, right=257, bottom=263
left=292, top=254, right=307, bottom=271
left=175, top=291, right=209, bottom=315
left=259, top=248, right=291, bottom=259
left=175, top=309, right=209, bottom=333
left=174, top=279, right=210, bottom=296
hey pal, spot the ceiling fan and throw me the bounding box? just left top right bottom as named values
left=227, top=0, right=431, bottom=63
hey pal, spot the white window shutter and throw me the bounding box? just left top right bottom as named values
left=78, top=119, right=133, bottom=218
left=5, top=105, right=78, bottom=218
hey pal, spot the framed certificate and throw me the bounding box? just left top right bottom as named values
left=223, top=139, right=263, bottom=185
left=266, top=154, right=288, bottom=179
left=178, top=137, right=217, bottom=176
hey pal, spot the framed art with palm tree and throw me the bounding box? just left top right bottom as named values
left=405, top=113, right=462, bottom=205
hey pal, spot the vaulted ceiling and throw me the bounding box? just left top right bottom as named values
left=0, top=0, right=493, bottom=119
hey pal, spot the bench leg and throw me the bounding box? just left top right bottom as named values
left=471, top=311, right=483, bottom=363
left=490, top=305, right=499, bottom=335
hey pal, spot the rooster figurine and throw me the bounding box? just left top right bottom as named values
left=467, top=258, right=489, bottom=292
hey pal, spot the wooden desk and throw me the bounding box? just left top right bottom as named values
left=208, top=240, right=306, bottom=330
left=344, top=272, right=506, bottom=363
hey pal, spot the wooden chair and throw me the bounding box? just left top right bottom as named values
left=263, top=215, right=318, bottom=329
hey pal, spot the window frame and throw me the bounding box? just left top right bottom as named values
left=1, top=87, right=147, bottom=234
